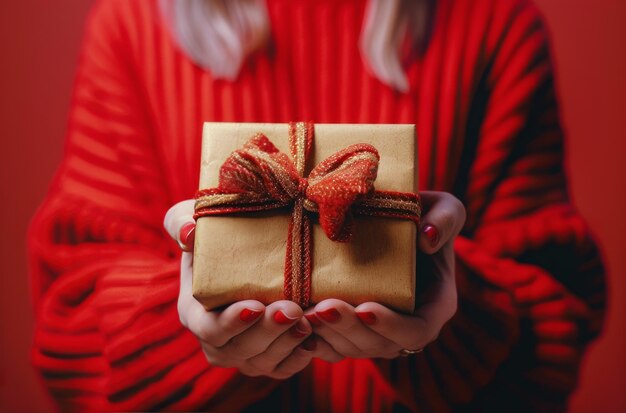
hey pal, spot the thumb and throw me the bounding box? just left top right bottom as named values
left=163, top=199, right=196, bottom=251
left=417, top=191, right=466, bottom=255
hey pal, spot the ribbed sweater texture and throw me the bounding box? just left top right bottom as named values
left=28, top=0, right=605, bottom=411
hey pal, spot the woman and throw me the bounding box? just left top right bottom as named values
left=28, top=0, right=605, bottom=412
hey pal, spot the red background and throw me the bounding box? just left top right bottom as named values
left=1, top=1, right=624, bottom=411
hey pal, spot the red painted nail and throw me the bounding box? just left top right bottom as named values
left=423, top=224, right=439, bottom=247
left=273, top=310, right=297, bottom=324
left=239, top=308, right=263, bottom=322
left=301, top=337, right=317, bottom=351
left=356, top=311, right=377, bottom=325
left=290, top=322, right=309, bottom=338
left=316, top=308, right=341, bottom=323
left=304, top=313, right=322, bottom=327
left=179, top=223, right=196, bottom=250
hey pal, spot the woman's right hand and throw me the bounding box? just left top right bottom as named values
left=164, top=200, right=319, bottom=380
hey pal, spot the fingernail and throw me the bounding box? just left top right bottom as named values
left=316, top=308, right=341, bottom=323
left=301, top=337, right=317, bottom=351
left=273, top=310, right=297, bottom=324
left=239, top=308, right=263, bottom=322
left=356, top=311, right=377, bottom=325
left=423, top=224, right=439, bottom=247
left=290, top=321, right=309, bottom=338
left=179, top=223, right=196, bottom=250
left=304, top=313, right=322, bottom=327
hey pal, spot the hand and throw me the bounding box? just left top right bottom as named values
left=164, top=200, right=315, bottom=379
left=303, top=191, right=466, bottom=359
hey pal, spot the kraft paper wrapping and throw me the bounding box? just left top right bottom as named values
left=193, top=122, right=418, bottom=313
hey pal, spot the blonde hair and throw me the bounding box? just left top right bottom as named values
left=159, top=0, right=427, bottom=92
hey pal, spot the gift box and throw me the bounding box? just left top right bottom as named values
left=192, top=122, right=420, bottom=313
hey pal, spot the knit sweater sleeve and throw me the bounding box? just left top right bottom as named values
left=401, top=1, right=605, bottom=412
left=27, top=1, right=277, bottom=411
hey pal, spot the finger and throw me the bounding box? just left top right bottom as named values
left=183, top=298, right=266, bottom=347
left=164, top=199, right=196, bottom=251
left=418, top=191, right=466, bottom=254
left=397, top=243, right=458, bottom=348
left=177, top=252, right=258, bottom=338
left=177, top=251, right=209, bottom=328
left=220, top=301, right=302, bottom=360
left=270, top=347, right=314, bottom=380
left=247, top=319, right=312, bottom=372
left=355, top=297, right=454, bottom=350
left=311, top=299, right=398, bottom=356
left=200, top=340, right=241, bottom=369
left=304, top=310, right=359, bottom=357
left=309, top=336, right=345, bottom=363
left=179, top=252, right=264, bottom=347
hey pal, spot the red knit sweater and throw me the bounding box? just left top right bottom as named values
left=28, top=0, right=605, bottom=411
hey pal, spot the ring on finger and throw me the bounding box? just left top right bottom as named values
left=399, top=347, right=424, bottom=357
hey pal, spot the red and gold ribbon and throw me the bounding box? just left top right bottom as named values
left=194, top=122, right=421, bottom=307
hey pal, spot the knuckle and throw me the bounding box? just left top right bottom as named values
left=448, top=194, right=466, bottom=216
left=263, top=350, right=289, bottom=367
left=226, top=339, right=259, bottom=360
left=427, top=329, right=441, bottom=344
left=206, top=357, right=226, bottom=368
left=249, top=344, right=294, bottom=371
left=246, top=358, right=271, bottom=374
left=163, top=200, right=195, bottom=237
left=440, top=192, right=462, bottom=208
left=202, top=351, right=227, bottom=368
left=239, top=364, right=263, bottom=377
left=257, top=322, right=284, bottom=338
left=331, top=322, right=357, bottom=339
left=293, top=347, right=312, bottom=361
left=192, top=323, right=216, bottom=345
left=438, top=209, right=456, bottom=233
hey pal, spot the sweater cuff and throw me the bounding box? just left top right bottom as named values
left=439, top=236, right=596, bottom=410
left=408, top=237, right=520, bottom=409
left=32, top=245, right=280, bottom=412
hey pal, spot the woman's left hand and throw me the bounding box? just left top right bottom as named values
left=305, top=191, right=466, bottom=360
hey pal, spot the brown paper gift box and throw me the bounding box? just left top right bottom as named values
left=193, top=122, right=418, bottom=313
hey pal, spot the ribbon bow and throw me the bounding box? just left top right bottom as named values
left=195, top=122, right=421, bottom=307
